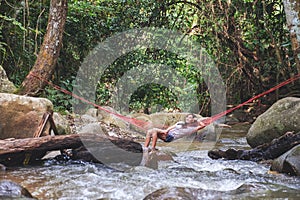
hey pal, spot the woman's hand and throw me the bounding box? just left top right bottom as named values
left=198, top=117, right=213, bottom=126
left=196, top=123, right=206, bottom=130
left=195, top=118, right=208, bottom=130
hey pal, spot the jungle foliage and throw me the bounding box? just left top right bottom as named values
left=0, top=0, right=299, bottom=114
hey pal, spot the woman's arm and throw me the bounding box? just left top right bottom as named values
left=197, top=117, right=231, bottom=129
left=196, top=120, right=206, bottom=131
left=165, top=124, right=177, bottom=133
left=197, top=117, right=212, bottom=125
left=216, top=123, right=231, bottom=128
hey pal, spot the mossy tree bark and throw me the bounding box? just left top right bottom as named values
left=19, top=0, right=68, bottom=96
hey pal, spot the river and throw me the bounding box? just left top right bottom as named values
left=1, top=124, right=300, bottom=199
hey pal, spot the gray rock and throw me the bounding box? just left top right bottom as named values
left=102, top=114, right=130, bottom=130
left=247, top=97, right=300, bottom=147
left=52, top=112, right=71, bottom=135
left=80, top=114, right=98, bottom=124
left=0, top=180, right=34, bottom=199
left=143, top=187, right=229, bottom=200
left=77, top=122, right=105, bottom=135
left=271, top=144, right=300, bottom=176
left=85, top=108, right=98, bottom=118
left=97, top=106, right=118, bottom=119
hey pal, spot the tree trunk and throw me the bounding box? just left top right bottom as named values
left=0, top=134, right=143, bottom=167
left=19, top=0, right=68, bottom=96
left=283, top=0, right=300, bottom=74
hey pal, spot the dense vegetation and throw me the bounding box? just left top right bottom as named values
left=0, top=0, right=299, bottom=115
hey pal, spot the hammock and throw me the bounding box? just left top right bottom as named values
left=28, top=72, right=300, bottom=130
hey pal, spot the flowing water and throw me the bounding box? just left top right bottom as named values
left=1, top=124, right=300, bottom=199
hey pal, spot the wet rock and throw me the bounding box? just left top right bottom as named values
left=0, top=180, right=34, bottom=199
left=140, top=150, right=174, bottom=169
left=247, top=97, right=300, bottom=147
left=271, top=144, right=300, bottom=176
left=0, top=65, right=16, bottom=93
left=0, top=163, right=6, bottom=171
left=0, top=93, right=53, bottom=139
left=143, top=187, right=229, bottom=200
left=143, top=187, right=198, bottom=200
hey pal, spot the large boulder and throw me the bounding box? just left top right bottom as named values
left=246, top=97, right=300, bottom=147
left=128, top=113, right=153, bottom=133
left=0, top=65, right=16, bottom=93
left=271, top=144, right=300, bottom=176
left=0, top=93, right=53, bottom=139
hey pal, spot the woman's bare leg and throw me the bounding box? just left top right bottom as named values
left=151, top=131, right=158, bottom=149
left=144, top=130, right=152, bottom=148
left=144, top=128, right=165, bottom=149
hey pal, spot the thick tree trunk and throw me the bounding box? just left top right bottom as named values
left=19, top=0, right=68, bottom=96
left=0, top=134, right=143, bottom=167
left=283, top=0, right=300, bottom=73
left=208, top=132, right=300, bottom=161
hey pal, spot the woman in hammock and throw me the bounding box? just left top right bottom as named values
left=144, top=113, right=206, bottom=151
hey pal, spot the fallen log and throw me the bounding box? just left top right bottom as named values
left=0, top=134, right=143, bottom=167
left=208, top=131, right=300, bottom=161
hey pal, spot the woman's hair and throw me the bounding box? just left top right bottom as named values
left=186, top=113, right=197, bottom=119
left=183, top=113, right=198, bottom=127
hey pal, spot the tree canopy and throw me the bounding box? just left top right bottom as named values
left=0, top=0, right=299, bottom=115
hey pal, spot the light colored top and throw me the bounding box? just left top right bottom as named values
left=168, top=121, right=198, bottom=140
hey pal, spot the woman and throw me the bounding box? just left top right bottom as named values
left=144, top=113, right=206, bottom=151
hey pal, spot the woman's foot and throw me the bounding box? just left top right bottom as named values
left=150, top=147, right=159, bottom=152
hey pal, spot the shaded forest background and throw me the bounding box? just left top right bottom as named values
left=0, top=0, right=299, bottom=116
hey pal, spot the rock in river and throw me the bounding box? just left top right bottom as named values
left=247, top=97, right=300, bottom=148
left=271, top=144, right=300, bottom=176
left=0, top=180, right=34, bottom=199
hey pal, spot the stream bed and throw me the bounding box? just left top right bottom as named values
left=1, top=124, right=300, bottom=199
